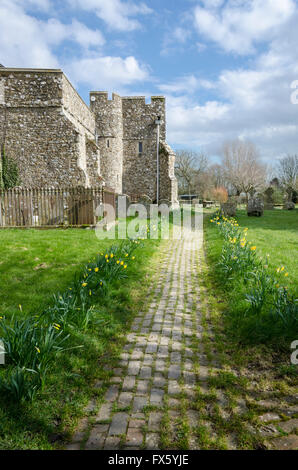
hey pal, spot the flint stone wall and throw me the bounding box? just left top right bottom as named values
left=0, top=68, right=178, bottom=202
left=0, top=69, right=100, bottom=188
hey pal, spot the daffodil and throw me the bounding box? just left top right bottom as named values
left=95, top=267, right=99, bottom=272
left=82, top=282, right=87, bottom=287
left=250, top=246, right=256, bottom=251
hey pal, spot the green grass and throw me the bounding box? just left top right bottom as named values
left=0, top=227, right=163, bottom=449
left=205, top=209, right=298, bottom=294
left=204, top=208, right=298, bottom=346
left=236, top=209, right=298, bottom=292
left=0, top=228, right=117, bottom=318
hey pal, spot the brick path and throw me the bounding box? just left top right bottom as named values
left=75, top=230, right=204, bottom=450
left=67, top=229, right=298, bottom=451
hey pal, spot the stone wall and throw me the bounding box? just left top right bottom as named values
left=90, top=92, right=123, bottom=194
left=0, top=67, right=178, bottom=202
left=0, top=68, right=100, bottom=188
left=122, top=96, right=177, bottom=203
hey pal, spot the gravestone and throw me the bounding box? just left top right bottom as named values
left=247, top=194, right=264, bottom=217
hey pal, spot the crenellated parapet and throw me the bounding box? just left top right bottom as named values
left=0, top=67, right=177, bottom=203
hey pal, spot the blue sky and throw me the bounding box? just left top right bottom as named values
left=1, top=0, right=298, bottom=164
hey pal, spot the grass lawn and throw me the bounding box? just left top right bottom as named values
left=205, top=208, right=298, bottom=294
left=236, top=209, right=298, bottom=293
left=0, top=227, right=164, bottom=449
left=0, top=229, right=117, bottom=318
left=204, top=208, right=298, bottom=347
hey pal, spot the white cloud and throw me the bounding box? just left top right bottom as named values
left=159, top=75, right=215, bottom=95
left=67, top=55, right=149, bottom=90
left=0, top=0, right=105, bottom=67
left=44, top=19, right=105, bottom=48
left=0, top=0, right=58, bottom=67
left=69, top=0, right=152, bottom=32
left=0, top=0, right=151, bottom=95
left=194, top=0, right=296, bottom=55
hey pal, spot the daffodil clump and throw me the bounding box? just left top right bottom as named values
left=0, top=235, right=148, bottom=403
left=210, top=212, right=297, bottom=344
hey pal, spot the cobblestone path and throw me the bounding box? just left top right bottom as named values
left=67, top=230, right=298, bottom=451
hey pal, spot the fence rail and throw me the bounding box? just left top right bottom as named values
left=0, top=187, right=115, bottom=228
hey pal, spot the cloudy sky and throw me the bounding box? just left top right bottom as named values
left=1, top=0, right=298, bottom=163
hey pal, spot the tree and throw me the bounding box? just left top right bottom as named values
left=212, top=186, right=228, bottom=204
left=278, top=155, right=298, bottom=196
left=175, top=150, right=208, bottom=196
left=221, top=140, right=267, bottom=200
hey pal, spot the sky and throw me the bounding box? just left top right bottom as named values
left=1, top=0, right=298, bottom=164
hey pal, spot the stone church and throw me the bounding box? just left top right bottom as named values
left=0, top=67, right=178, bottom=204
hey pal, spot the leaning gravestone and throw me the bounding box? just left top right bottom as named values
left=247, top=195, right=264, bottom=217
left=264, top=187, right=274, bottom=210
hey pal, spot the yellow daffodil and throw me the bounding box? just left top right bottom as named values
left=120, top=261, right=124, bottom=265
left=285, top=272, right=289, bottom=277
left=82, top=282, right=87, bottom=287
left=124, top=265, right=127, bottom=269
left=95, top=267, right=99, bottom=272
left=250, top=246, right=256, bottom=251
left=110, top=253, right=114, bottom=258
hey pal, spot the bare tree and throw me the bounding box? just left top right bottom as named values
left=278, top=155, right=298, bottom=190
left=221, top=140, right=267, bottom=200
left=175, top=150, right=208, bottom=196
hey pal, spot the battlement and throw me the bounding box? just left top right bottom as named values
left=0, top=65, right=177, bottom=203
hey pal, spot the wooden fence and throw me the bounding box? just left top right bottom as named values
left=0, top=187, right=116, bottom=228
